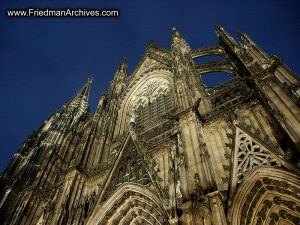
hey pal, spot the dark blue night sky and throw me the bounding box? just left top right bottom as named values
left=0, top=0, right=299, bottom=172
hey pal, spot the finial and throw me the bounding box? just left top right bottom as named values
left=120, top=58, right=127, bottom=69
left=121, top=57, right=127, bottom=64
left=148, top=40, right=155, bottom=47
left=237, top=31, right=253, bottom=45
left=172, top=27, right=180, bottom=37
left=114, top=58, right=128, bottom=80
left=97, top=92, right=107, bottom=108
left=87, top=76, right=93, bottom=84
left=171, top=27, right=190, bottom=49
left=215, top=24, right=224, bottom=31
left=237, top=31, right=247, bottom=38
left=68, top=77, right=92, bottom=113
left=215, top=25, right=237, bottom=46
left=119, top=58, right=128, bottom=71
left=99, top=91, right=106, bottom=98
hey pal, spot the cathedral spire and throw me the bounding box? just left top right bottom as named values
left=114, top=58, right=128, bottom=81
left=68, top=77, right=93, bottom=113
left=110, top=59, right=128, bottom=97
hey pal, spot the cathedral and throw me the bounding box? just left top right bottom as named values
left=1, top=26, right=300, bottom=225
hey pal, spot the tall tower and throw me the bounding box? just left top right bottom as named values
left=0, top=26, right=300, bottom=225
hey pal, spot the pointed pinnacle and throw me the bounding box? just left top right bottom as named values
left=97, top=92, right=107, bottom=109
left=81, top=77, right=92, bottom=101
left=215, top=25, right=238, bottom=46
left=237, top=31, right=247, bottom=38
left=215, top=24, right=225, bottom=34
left=84, top=77, right=93, bottom=97
left=148, top=40, right=155, bottom=47
left=172, top=27, right=180, bottom=37
left=68, top=78, right=92, bottom=112
left=120, top=58, right=128, bottom=69
left=237, top=31, right=252, bottom=44
left=171, top=27, right=191, bottom=51
left=172, top=27, right=184, bottom=40
left=172, top=28, right=182, bottom=43
left=87, top=76, right=93, bottom=84
left=215, top=24, right=222, bottom=30
left=114, top=58, right=128, bottom=80
left=100, top=91, right=106, bottom=98
left=121, top=57, right=127, bottom=65
left=118, top=58, right=128, bottom=73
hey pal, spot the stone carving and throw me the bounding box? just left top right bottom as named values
left=194, top=173, right=204, bottom=197
left=237, top=178, right=300, bottom=225
left=98, top=191, right=168, bottom=225
left=1, top=27, right=300, bottom=225
left=131, top=77, right=171, bottom=110
left=234, top=128, right=281, bottom=183
left=191, top=45, right=224, bottom=58
left=128, top=111, right=138, bottom=125
left=177, top=133, right=186, bottom=167
left=101, top=141, right=151, bottom=203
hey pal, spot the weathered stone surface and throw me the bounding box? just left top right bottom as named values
left=0, top=26, right=300, bottom=225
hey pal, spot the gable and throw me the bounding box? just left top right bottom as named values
left=87, top=133, right=169, bottom=224
left=100, top=135, right=152, bottom=203
left=229, top=125, right=299, bottom=200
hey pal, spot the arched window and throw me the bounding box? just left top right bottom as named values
left=130, top=78, right=173, bottom=126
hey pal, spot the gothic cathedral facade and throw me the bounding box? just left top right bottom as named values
left=1, top=26, right=300, bottom=225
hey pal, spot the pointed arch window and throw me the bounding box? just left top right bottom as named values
left=130, top=78, right=174, bottom=125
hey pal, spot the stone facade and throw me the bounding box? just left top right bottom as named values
left=0, top=26, right=300, bottom=225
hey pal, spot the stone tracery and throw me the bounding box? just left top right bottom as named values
left=129, top=77, right=173, bottom=126
left=233, top=127, right=281, bottom=184
left=131, top=77, right=171, bottom=110
left=1, top=26, right=300, bottom=225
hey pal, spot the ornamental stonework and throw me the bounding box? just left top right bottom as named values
left=0, top=26, right=299, bottom=225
